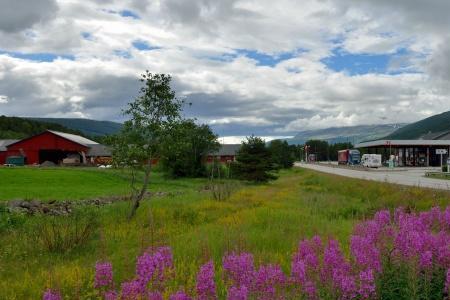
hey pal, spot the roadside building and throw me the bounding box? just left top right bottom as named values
left=0, top=139, right=19, bottom=165
left=0, top=130, right=111, bottom=165
left=206, top=144, right=241, bottom=163
left=355, top=131, right=450, bottom=167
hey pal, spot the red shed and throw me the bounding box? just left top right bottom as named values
left=5, top=130, right=98, bottom=165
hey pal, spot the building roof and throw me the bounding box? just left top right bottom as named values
left=211, top=144, right=241, bottom=156
left=86, top=144, right=111, bottom=157
left=355, top=139, right=450, bottom=148
left=47, top=130, right=98, bottom=146
left=0, top=139, right=19, bottom=151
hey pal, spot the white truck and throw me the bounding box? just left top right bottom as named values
left=361, top=154, right=382, bottom=168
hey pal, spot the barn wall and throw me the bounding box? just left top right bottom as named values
left=0, top=151, right=6, bottom=164
left=6, top=132, right=89, bottom=165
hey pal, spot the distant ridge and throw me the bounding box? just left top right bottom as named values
left=385, top=110, right=450, bottom=140
left=27, top=118, right=123, bottom=137
left=286, top=124, right=406, bottom=145
left=0, top=115, right=86, bottom=139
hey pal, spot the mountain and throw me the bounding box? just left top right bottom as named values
left=286, top=124, right=406, bottom=145
left=0, top=115, right=86, bottom=139
left=385, top=111, right=450, bottom=139
left=27, top=118, right=122, bottom=137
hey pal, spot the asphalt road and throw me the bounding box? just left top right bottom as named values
left=296, top=162, right=450, bottom=191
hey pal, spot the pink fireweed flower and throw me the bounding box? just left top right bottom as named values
left=303, top=280, right=317, bottom=299
left=104, top=290, right=117, bottom=300
left=169, top=291, right=192, bottom=300
left=136, top=252, right=157, bottom=287
left=196, top=261, right=217, bottom=300
left=358, top=269, right=375, bottom=299
left=136, top=246, right=174, bottom=289
left=227, top=286, right=248, bottom=300
left=419, top=251, right=433, bottom=269
left=253, top=264, right=286, bottom=299
left=120, top=279, right=145, bottom=299
left=223, top=253, right=255, bottom=288
left=291, top=259, right=306, bottom=283
left=94, top=261, right=114, bottom=289
left=148, top=291, right=163, bottom=300
left=43, top=289, right=62, bottom=300
left=350, top=235, right=381, bottom=272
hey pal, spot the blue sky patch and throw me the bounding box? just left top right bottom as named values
left=119, top=10, right=140, bottom=19
left=0, top=50, right=75, bottom=62
left=81, top=32, right=92, bottom=40
left=207, top=49, right=299, bottom=67
left=322, top=48, right=419, bottom=75
left=132, top=40, right=160, bottom=51
left=236, top=49, right=296, bottom=66
left=113, top=50, right=132, bottom=59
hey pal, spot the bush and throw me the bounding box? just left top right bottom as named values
left=442, top=165, right=448, bottom=172
left=0, top=205, right=27, bottom=232
left=34, top=210, right=99, bottom=253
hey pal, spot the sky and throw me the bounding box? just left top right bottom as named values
left=0, top=0, right=449, bottom=142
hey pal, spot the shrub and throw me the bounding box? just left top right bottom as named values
left=34, top=210, right=99, bottom=253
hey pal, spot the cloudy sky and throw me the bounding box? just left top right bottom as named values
left=0, top=0, right=449, bottom=142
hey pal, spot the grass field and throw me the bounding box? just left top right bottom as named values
left=0, top=167, right=449, bottom=299
left=0, top=167, right=203, bottom=201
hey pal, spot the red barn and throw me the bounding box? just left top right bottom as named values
left=206, top=144, right=241, bottom=163
left=2, top=130, right=105, bottom=165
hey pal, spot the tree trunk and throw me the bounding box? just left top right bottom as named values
left=128, top=159, right=152, bottom=220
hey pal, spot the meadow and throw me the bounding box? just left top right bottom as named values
left=0, top=167, right=449, bottom=299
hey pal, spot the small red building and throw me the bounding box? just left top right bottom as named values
left=0, top=130, right=110, bottom=165
left=206, top=144, right=241, bottom=163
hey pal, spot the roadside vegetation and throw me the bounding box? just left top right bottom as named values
left=1, top=167, right=449, bottom=298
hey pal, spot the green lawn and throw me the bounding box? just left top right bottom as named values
left=0, top=168, right=449, bottom=299
left=0, top=167, right=204, bottom=201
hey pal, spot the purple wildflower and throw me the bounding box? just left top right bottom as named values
left=120, top=279, right=144, bottom=299
left=43, top=289, right=61, bottom=300
left=223, top=253, right=255, bottom=288
left=148, top=291, right=163, bottom=300
left=227, top=286, right=248, bottom=300
left=94, top=261, right=114, bottom=289
left=196, top=261, right=217, bottom=300
left=359, top=269, right=375, bottom=299
left=104, top=290, right=117, bottom=300
left=419, top=251, right=433, bottom=269
left=291, top=259, right=306, bottom=283
left=169, top=290, right=192, bottom=300
left=303, top=281, right=317, bottom=299
left=253, top=264, right=286, bottom=299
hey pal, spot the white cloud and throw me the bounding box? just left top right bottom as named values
left=0, top=95, right=8, bottom=103
left=0, top=0, right=448, bottom=136
left=220, top=136, right=294, bottom=144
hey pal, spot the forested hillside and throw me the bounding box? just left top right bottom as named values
left=0, top=116, right=86, bottom=139
left=386, top=110, right=450, bottom=139
left=28, top=118, right=122, bottom=136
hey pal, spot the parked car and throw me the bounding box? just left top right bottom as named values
left=361, top=154, right=382, bottom=168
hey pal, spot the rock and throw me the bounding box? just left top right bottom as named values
left=29, top=200, right=41, bottom=207
left=19, top=201, right=31, bottom=209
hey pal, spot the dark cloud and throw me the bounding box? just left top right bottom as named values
left=0, top=0, right=58, bottom=33
left=80, top=74, right=140, bottom=111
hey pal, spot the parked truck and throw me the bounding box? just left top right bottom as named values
left=338, top=149, right=361, bottom=165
